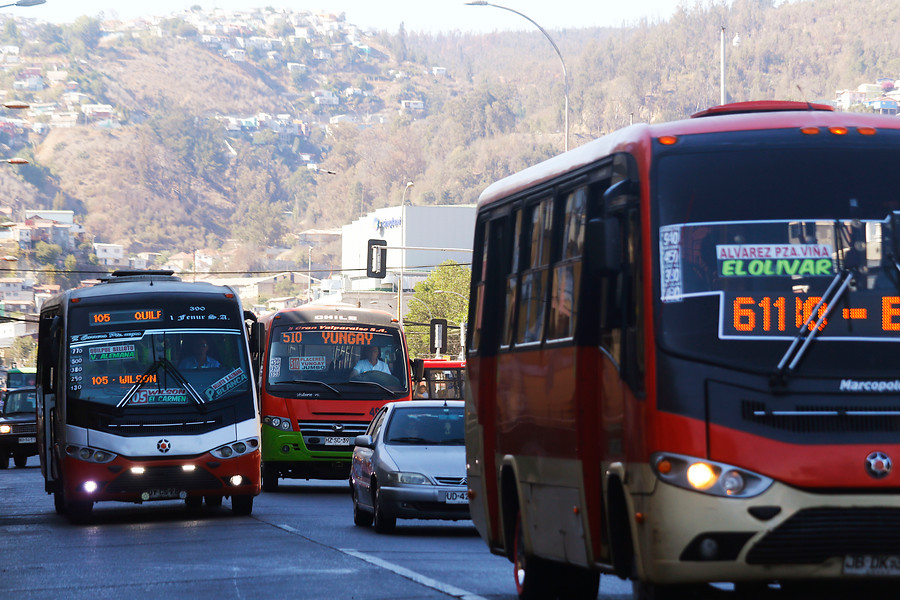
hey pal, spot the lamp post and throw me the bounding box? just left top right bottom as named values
left=0, top=0, right=46, bottom=7
left=435, top=290, right=468, bottom=359
left=465, top=1, right=568, bottom=152
left=398, top=181, right=414, bottom=326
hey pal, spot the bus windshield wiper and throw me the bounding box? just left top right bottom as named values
left=118, top=358, right=205, bottom=407
left=772, top=268, right=855, bottom=386
left=275, top=380, right=341, bottom=395
left=342, top=380, right=395, bottom=394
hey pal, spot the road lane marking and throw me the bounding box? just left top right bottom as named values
left=340, top=548, right=488, bottom=600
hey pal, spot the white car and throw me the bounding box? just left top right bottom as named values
left=350, top=400, right=469, bottom=533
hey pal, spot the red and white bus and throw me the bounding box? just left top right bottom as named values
left=416, top=359, right=466, bottom=400
left=254, top=305, right=419, bottom=491
left=36, top=271, right=261, bottom=523
left=465, top=101, right=900, bottom=598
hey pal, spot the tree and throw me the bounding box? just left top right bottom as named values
left=34, top=241, right=62, bottom=266
left=8, top=336, right=36, bottom=368
left=405, top=261, right=471, bottom=359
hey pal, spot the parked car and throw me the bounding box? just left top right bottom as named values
left=0, top=387, right=37, bottom=469
left=350, top=400, right=469, bottom=533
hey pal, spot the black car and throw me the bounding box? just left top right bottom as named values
left=0, top=387, right=37, bottom=469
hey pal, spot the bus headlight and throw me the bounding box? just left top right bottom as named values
left=65, top=444, right=117, bottom=464
left=263, top=415, right=293, bottom=431
left=211, top=437, right=259, bottom=459
left=651, top=452, right=772, bottom=498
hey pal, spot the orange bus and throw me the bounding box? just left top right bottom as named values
left=465, top=101, right=900, bottom=598
left=416, top=359, right=466, bottom=400
left=254, top=305, right=419, bottom=491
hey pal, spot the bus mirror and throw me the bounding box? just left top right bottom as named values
left=587, top=217, right=621, bottom=274
left=602, top=178, right=638, bottom=210
left=412, top=358, right=425, bottom=382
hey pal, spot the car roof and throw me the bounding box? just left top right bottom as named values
left=385, top=399, right=464, bottom=410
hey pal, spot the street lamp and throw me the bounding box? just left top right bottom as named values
left=407, top=295, right=434, bottom=322
left=401, top=181, right=414, bottom=206
left=465, top=1, right=569, bottom=152
left=435, top=290, right=468, bottom=359
left=2, top=158, right=27, bottom=165
left=398, top=181, right=414, bottom=326
left=0, top=0, right=46, bottom=7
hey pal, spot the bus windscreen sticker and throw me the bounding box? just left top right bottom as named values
left=89, top=344, right=136, bottom=361
left=289, top=356, right=327, bottom=371
left=660, top=224, right=683, bottom=303
left=129, top=388, right=189, bottom=405
left=716, top=244, right=834, bottom=277
left=268, top=357, right=281, bottom=379
left=205, top=368, right=249, bottom=401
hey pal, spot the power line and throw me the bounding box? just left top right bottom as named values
left=0, top=262, right=473, bottom=276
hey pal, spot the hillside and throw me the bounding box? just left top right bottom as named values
left=0, top=0, right=898, bottom=268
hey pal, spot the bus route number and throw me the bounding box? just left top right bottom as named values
left=282, top=332, right=303, bottom=344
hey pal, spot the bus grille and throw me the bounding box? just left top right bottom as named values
left=297, top=420, right=369, bottom=451
left=742, top=401, right=900, bottom=434
left=105, top=466, right=224, bottom=494
left=746, top=508, right=900, bottom=564
left=99, top=416, right=223, bottom=436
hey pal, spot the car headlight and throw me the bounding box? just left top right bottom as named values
left=211, top=437, right=259, bottom=459
left=651, top=452, right=773, bottom=498
left=386, top=471, right=432, bottom=485
left=263, top=415, right=293, bottom=431
left=0, top=424, right=10, bottom=434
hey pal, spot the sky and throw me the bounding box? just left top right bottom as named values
left=13, top=1, right=684, bottom=33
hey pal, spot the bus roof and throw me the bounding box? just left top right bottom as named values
left=476, top=101, right=900, bottom=210
left=260, top=304, right=399, bottom=327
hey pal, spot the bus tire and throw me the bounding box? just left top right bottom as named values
left=185, top=496, right=203, bottom=513
left=54, top=490, right=66, bottom=515
left=13, top=453, right=27, bottom=468
left=204, top=495, right=223, bottom=507
left=372, top=482, right=395, bottom=533
left=560, top=564, right=600, bottom=599
left=513, top=509, right=555, bottom=600
left=262, top=463, right=279, bottom=492
left=231, top=494, right=253, bottom=516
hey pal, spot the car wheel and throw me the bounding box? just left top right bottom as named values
left=352, top=484, right=373, bottom=527
left=372, top=483, right=395, bottom=533
left=0, top=448, right=8, bottom=469
left=262, top=463, right=279, bottom=492
left=232, top=494, right=253, bottom=516
left=13, top=453, right=27, bottom=468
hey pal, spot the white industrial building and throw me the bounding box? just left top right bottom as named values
left=341, top=204, right=476, bottom=292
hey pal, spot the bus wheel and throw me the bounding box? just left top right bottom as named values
left=13, top=453, right=27, bottom=468
left=204, top=495, right=223, bottom=507
left=66, top=500, right=93, bottom=524
left=352, top=485, right=373, bottom=527
left=372, top=483, right=395, bottom=533
left=262, top=463, right=279, bottom=492
left=560, top=564, right=600, bottom=599
left=232, top=494, right=253, bottom=516
left=53, top=490, right=66, bottom=515
left=513, top=510, right=555, bottom=599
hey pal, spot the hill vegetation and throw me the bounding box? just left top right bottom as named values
left=0, top=0, right=897, bottom=272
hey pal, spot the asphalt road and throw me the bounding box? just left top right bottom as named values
left=0, top=457, right=635, bottom=600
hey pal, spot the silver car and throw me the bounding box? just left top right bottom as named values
left=350, top=400, right=469, bottom=533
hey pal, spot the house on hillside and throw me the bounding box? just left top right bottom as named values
left=93, top=243, right=128, bottom=268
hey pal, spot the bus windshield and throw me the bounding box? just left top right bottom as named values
left=267, top=323, right=409, bottom=396
left=67, top=301, right=251, bottom=407
left=655, top=135, right=900, bottom=377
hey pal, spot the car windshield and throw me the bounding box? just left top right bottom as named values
left=267, top=324, right=409, bottom=395
left=2, top=390, right=35, bottom=415
left=655, top=132, right=900, bottom=377
left=385, top=406, right=464, bottom=445
left=67, top=301, right=251, bottom=407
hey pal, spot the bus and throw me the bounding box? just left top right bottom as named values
left=36, top=271, right=261, bottom=523
left=254, top=305, right=420, bottom=491
left=465, top=101, right=900, bottom=599
left=5, top=366, right=36, bottom=389
left=416, top=359, right=465, bottom=400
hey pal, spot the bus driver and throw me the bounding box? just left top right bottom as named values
left=351, top=345, right=391, bottom=377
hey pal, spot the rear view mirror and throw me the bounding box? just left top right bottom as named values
left=354, top=435, right=374, bottom=449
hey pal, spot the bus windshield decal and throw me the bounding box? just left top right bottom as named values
left=717, top=244, right=834, bottom=278
left=289, top=356, right=326, bottom=371
left=89, top=344, right=136, bottom=361
left=204, top=368, right=249, bottom=402
left=128, top=388, right=189, bottom=405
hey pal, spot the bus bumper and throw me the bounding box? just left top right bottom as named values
left=61, top=450, right=261, bottom=503
left=632, top=470, right=900, bottom=584
left=262, top=429, right=351, bottom=480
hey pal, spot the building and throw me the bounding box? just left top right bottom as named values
left=341, top=204, right=476, bottom=292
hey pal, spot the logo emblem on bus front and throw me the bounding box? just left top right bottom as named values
left=865, top=451, right=891, bottom=479
left=157, top=439, right=171, bottom=453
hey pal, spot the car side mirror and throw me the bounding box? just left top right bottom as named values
left=354, top=434, right=374, bottom=449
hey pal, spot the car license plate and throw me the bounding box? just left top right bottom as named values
left=324, top=436, right=351, bottom=446
left=844, top=555, right=900, bottom=576
left=444, top=490, right=468, bottom=504
left=142, top=488, right=185, bottom=501
left=18, top=437, right=35, bottom=443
